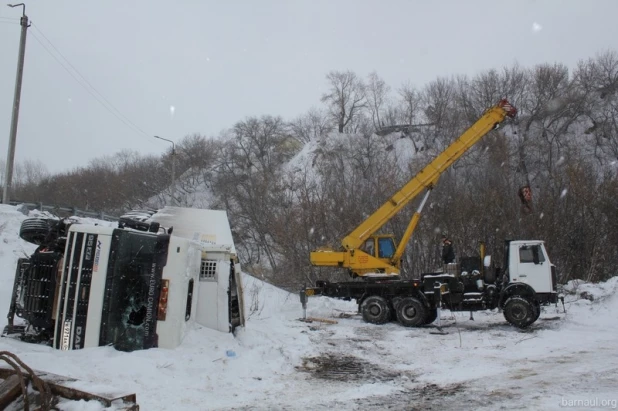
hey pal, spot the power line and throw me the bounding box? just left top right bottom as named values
left=28, top=30, right=148, bottom=139
left=28, top=23, right=152, bottom=139
left=31, top=23, right=152, bottom=139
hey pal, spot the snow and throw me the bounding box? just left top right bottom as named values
left=0, top=204, right=617, bottom=410
left=532, top=22, right=543, bottom=33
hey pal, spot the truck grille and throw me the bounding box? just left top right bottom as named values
left=53, top=232, right=97, bottom=350
left=16, top=254, right=58, bottom=329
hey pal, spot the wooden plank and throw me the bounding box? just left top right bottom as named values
left=0, top=375, right=22, bottom=409
left=306, top=317, right=339, bottom=324
left=47, top=379, right=137, bottom=408
left=0, top=366, right=138, bottom=409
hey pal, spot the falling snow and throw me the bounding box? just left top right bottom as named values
left=560, top=188, right=568, bottom=198
left=170, top=105, right=175, bottom=117
left=532, top=22, right=543, bottom=33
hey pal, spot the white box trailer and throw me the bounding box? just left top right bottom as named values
left=4, top=207, right=245, bottom=352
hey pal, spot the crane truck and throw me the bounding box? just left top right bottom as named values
left=302, top=99, right=559, bottom=329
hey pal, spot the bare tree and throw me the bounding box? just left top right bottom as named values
left=211, top=116, right=299, bottom=278
left=366, top=71, right=390, bottom=131
left=321, top=70, right=367, bottom=133
left=398, top=81, right=423, bottom=125
left=289, top=107, right=332, bottom=143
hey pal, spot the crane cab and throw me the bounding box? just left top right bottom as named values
left=361, top=235, right=397, bottom=261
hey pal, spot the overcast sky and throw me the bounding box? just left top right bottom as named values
left=1, top=0, right=617, bottom=173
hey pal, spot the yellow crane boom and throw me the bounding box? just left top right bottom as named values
left=310, top=99, right=517, bottom=277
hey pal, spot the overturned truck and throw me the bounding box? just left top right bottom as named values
left=4, top=206, right=245, bottom=351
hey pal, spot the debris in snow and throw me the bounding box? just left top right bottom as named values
left=532, top=22, right=543, bottom=33
left=579, top=291, right=594, bottom=302
left=560, top=188, right=568, bottom=198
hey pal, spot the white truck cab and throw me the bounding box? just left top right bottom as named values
left=505, top=240, right=557, bottom=303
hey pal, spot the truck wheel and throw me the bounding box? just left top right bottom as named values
left=531, top=300, right=541, bottom=323
left=19, top=218, right=51, bottom=245
left=396, top=297, right=427, bottom=327
left=503, top=296, right=536, bottom=328
left=360, top=296, right=391, bottom=325
left=423, top=308, right=438, bottom=325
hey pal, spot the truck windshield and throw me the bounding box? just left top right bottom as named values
left=99, top=230, right=169, bottom=352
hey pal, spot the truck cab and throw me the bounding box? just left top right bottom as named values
left=504, top=240, right=557, bottom=304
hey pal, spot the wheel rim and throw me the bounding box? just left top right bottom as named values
left=402, top=306, right=417, bottom=320
left=369, top=304, right=382, bottom=317
left=511, top=304, right=527, bottom=321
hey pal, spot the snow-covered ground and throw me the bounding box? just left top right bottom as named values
left=0, top=204, right=617, bottom=410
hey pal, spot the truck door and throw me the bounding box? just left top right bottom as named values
left=514, top=244, right=552, bottom=293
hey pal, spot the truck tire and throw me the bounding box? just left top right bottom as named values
left=423, top=308, right=438, bottom=325
left=360, top=296, right=391, bottom=325
left=531, top=300, right=541, bottom=323
left=503, top=296, right=536, bottom=328
left=19, top=218, right=51, bottom=245
left=395, top=297, right=427, bottom=327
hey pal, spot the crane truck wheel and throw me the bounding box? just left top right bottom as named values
left=19, top=218, right=52, bottom=245
left=503, top=296, right=536, bottom=328
left=395, top=297, right=427, bottom=327
left=360, top=296, right=391, bottom=325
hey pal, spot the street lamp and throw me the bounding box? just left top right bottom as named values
left=154, top=136, right=176, bottom=206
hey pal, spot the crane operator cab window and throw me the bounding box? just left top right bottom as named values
left=363, top=239, right=375, bottom=257
left=378, top=237, right=396, bottom=259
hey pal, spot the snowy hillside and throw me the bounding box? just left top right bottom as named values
left=0, top=204, right=617, bottom=410
left=147, top=130, right=421, bottom=211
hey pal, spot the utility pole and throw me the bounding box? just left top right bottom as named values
left=154, top=136, right=176, bottom=206
left=3, top=3, right=29, bottom=204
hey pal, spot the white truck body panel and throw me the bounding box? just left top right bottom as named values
left=156, top=236, right=201, bottom=349
left=152, top=206, right=245, bottom=332
left=151, top=206, right=236, bottom=254
left=196, top=250, right=233, bottom=332
left=83, top=231, right=112, bottom=348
